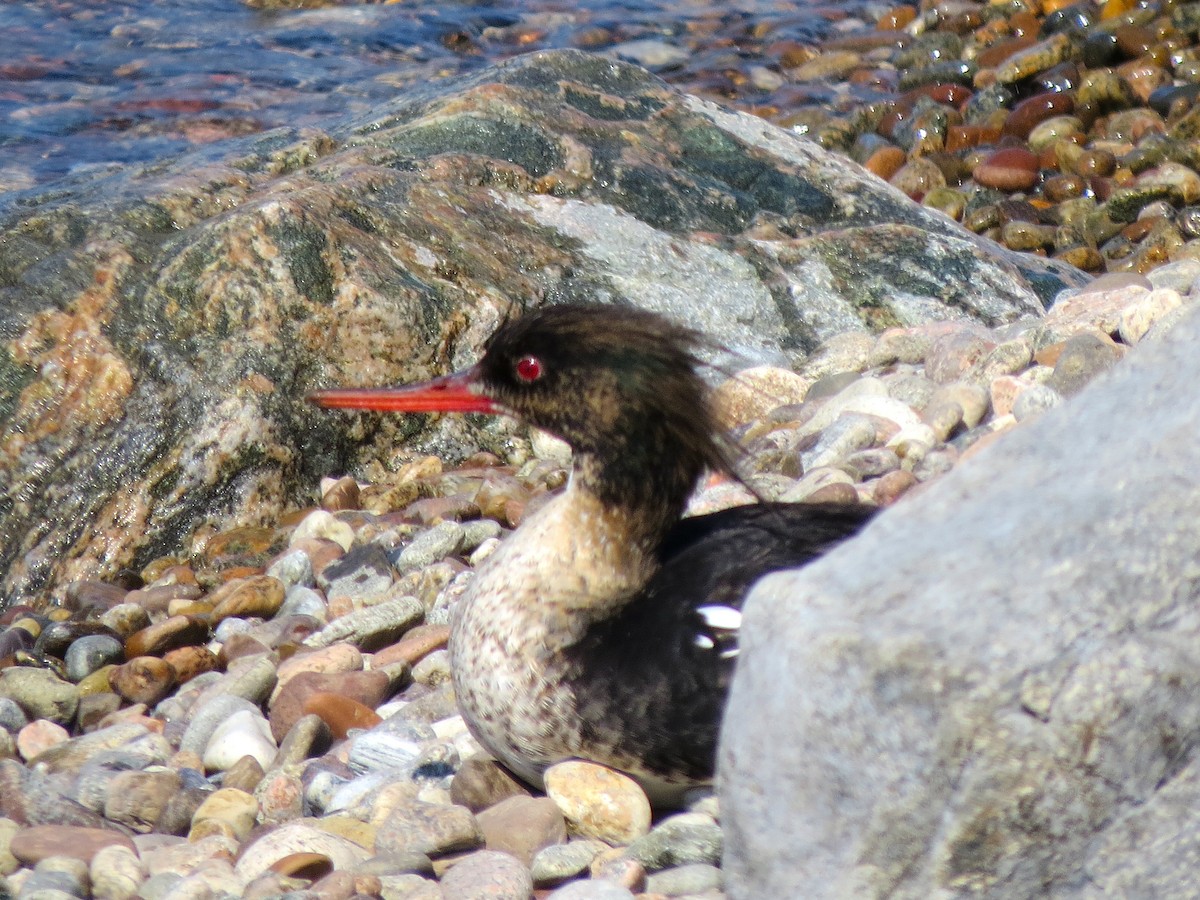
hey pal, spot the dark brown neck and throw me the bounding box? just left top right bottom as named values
left=571, top=437, right=715, bottom=549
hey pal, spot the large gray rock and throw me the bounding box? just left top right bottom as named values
left=0, top=49, right=1085, bottom=604
left=720, top=300, right=1200, bottom=896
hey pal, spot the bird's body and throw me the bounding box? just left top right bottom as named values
left=311, top=303, right=873, bottom=804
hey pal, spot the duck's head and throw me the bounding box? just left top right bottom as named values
left=310, top=302, right=734, bottom=513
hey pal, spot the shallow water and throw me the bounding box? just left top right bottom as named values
left=0, top=0, right=865, bottom=191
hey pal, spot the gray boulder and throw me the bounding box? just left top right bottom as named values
left=721, top=297, right=1200, bottom=896
left=0, top=49, right=1085, bottom=603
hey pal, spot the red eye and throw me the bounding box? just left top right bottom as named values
left=515, top=355, right=543, bottom=382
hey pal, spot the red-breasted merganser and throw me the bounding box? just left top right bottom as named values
left=310, top=303, right=873, bottom=805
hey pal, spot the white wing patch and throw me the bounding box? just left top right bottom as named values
left=696, top=605, right=742, bottom=631
left=694, top=605, right=741, bottom=659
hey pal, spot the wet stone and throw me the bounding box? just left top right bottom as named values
left=64, top=635, right=126, bottom=683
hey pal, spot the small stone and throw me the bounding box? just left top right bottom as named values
left=302, top=692, right=382, bottom=739
left=397, top=522, right=466, bottom=574
left=321, top=475, right=361, bottom=512
left=234, top=822, right=370, bottom=881
left=320, top=543, right=395, bottom=604
left=544, top=761, right=651, bottom=846
left=109, top=657, right=176, bottom=706
left=191, top=788, right=259, bottom=841
left=63, top=635, right=125, bottom=682
left=412, top=649, right=452, bottom=687
left=123, top=615, right=208, bottom=658
left=842, top=448, right=900, bottom=479
left=450, top=757, right=532, bottom=812
left=266, top=549, right=316, bottom=590
left=974, top=147, right=1040, bottom=191
left=1118, top=288, right=1184, bottom=344
left=9, top=825, right=136, bottom=866
left=476, top=795, right=567, bottom=865
left=531, top=839, right=607, bottom=886
left=0, top=668, right=79, bottom=724
left=209, top=575, right=286, bottom=625
left=712, top=367, right=812, bottom=428
left=439, top=849, right=534, bottom=899
left=104, top=769, right=182, bottom=833
left=374, top=799, right=482, bottom=857
left=161, top=645, right=220, bottom=685
left=547, top=881, right=636, bottom=899
left=90, top=844, right=145, bottom=900
left=17, top=719, right=70, bottom=761
left=624, top=813, right=723, bottom=871
left=374, top=623, right=452, bottom=669
left=303, top=593, right=423, bottom=651
left=213, top=758, right=262, bottom=802
left=780, top=466, right=855, bottom=503
left=645, top=862, right=724, bottom=895
left=1012, top=384, right=1064, bottom=421
left=873, top=472, right=916, bottom=508
left=1047, top=333, right=1122, bottom=396
left=269, top=668, right=389, bottom=742
left=203, top=708, right=277, bottom=771
left=925, top=329, right=997, bottom=383
left=179, top=694, right=261, bottom=756
left=291, top=509, right=355, bottom=552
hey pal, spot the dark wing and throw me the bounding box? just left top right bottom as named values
left=564, top=501, right=874, bottom=783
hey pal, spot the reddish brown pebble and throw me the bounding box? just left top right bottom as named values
left=124, top=614, right=209, bottom=658
left=162, top=645, right=220, bottom=684
left=321, top=476, right=361, bottom=512
left=973, top=147, right=1040, bottom=191
left=302, top=692, right=382, bottom=739
left=269, top=669, right=390, bottom=741
left=863, top=145, right=907, bottom=181
left=10, top=825, right=137, bottom=865
left=109, top=656, right=177, bottom=705
left=945, top=125, right=1000, bottom=152
left=209, top=575, right=286, bottom=625
left=876, top=5, right=916, bottom=30
left=373, top=623, right=452, bottom=668
left=975, top=35, right=1038, bottom=68
left=1003, top=92, right=1075, bottom=139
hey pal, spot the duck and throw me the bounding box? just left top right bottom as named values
left=309, top=302, right=874, bottom=804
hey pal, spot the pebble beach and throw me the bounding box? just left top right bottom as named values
left=5, top=0, right=1200, bottom=897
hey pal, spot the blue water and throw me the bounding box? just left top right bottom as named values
left=0, top=0, right=860, bottom=190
